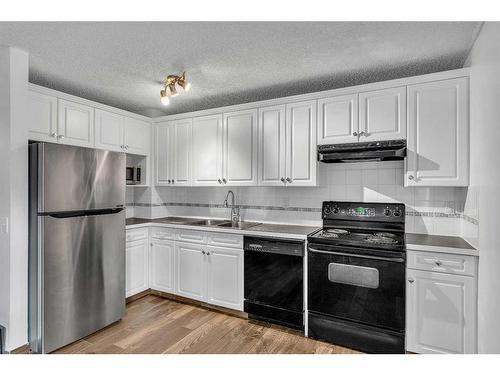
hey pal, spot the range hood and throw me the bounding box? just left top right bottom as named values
left=318, top=139, right=406, bottom=163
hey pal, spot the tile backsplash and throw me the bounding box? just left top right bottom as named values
left=129, top=160, right=477, bottom=238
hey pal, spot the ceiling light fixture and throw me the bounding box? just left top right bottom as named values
left=160, top=72, right=190, bottom=105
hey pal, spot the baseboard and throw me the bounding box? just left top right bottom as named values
left=127, top=289, right=247, bottom=319
left=9, top=343, right=30, bottom=354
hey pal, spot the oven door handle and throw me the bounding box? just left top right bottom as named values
left=308, top=247, right=405, bottom=263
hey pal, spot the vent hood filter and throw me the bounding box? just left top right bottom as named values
left=318, top=139, right=406, bottom=163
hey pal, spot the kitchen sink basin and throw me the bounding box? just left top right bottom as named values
left=190, top=219, right=231, bottom=226
left=217, top=221, right=261, bottom=230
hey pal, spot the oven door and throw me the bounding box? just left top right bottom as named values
left=308, top=244, right=405, bottom=331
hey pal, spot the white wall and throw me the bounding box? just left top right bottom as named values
left=467, top=22, right=500, bottom=353
left=0, top=46, right=29, bottom=351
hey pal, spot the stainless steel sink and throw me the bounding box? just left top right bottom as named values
left=217, top=221, right=261, bottom=230
left=190, top=219, right=231, bottom=226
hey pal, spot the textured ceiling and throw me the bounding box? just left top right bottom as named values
left=0, top=22, right=482, bottom=117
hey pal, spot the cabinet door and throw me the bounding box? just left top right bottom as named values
left=191, top=114, right=223, bottom=186
left=317, top=94, right=358, bottom=145
left=154, top=122, right=172, bottom=186
left=171, top=118, right=192, bottom=186
left=406, top=78, right=469, bottom=186
left=223, top=109, right=258, bottom=186
left=175, top=242, right=207, bottom=301
left=57, top=99, right=94, bottom=147
left=359, top=86, right=406, bottom=141
left=94, top=109, right=125, bottom=152
left=285, top=100, right=317, bottom=186
left=258, top=105, right=286, bottom=186
left=27, top=91, right=58, bottom=142
left=125, top=239, right=149, bottom=298
left=150, top=240, right=175, bottom=293
left=123, top=117, right=150, bottom=156
left=406, top=269, right=476, bottom=354
left=206, top=246, right=243, bottom=311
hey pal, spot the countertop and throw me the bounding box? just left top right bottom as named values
left=405, top=233, right=478, bottom=256
left=126, top=217, right=477, bottom=255
left=126, top=217, right=319, bottom=240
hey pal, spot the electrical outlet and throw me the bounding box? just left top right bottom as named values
left=0, top=217, right=8, bottom=234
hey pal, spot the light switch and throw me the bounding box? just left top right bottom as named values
left=0, top=217, right=8, bottom=234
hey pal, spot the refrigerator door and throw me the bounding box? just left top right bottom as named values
left=37, top=143, right=125, bottom=213
left=40, top=209, right=126, bottom=353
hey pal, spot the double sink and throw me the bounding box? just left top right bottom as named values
left=155, top=217, right=261, bottom=230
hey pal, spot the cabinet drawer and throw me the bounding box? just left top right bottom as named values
left=407, top=250, right=476, bottom=277
left=126, top=228, right=149, bottom=242
left=207, top=232, right=243, bottom=249
left=176, top=229, right=206, bottom=244
left=151, top=226, right=176, bottom=240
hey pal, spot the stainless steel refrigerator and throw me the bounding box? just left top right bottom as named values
left=28, top=142, right=126, bottom=353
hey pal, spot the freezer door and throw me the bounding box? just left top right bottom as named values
left=37, top=143, right=125, bottom=212
left=40, top=209, right=125, bottom=353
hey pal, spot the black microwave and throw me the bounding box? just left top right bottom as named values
left=126, top=166, right=141, bottom=185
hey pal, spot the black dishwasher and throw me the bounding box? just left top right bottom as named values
left=244, top=236, right=304, bottom=329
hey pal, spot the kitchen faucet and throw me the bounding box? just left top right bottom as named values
left=223, top=190, right=240, bottom=224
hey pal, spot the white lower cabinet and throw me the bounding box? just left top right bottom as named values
left=206, top=246, right=243, bottom=310
left=125, top=235, right=149, bottom=298
left=406, top=251, right=477, bottom=354
left=150, top=239, right=175, bottom=293
left=175, top=242, right=207, bottom=301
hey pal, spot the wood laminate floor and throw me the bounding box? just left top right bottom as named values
left=53, top=295, right=360, bottom=354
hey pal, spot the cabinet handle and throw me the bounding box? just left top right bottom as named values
left=218, top=179, right=222, bottom=184
left=222, top=178, right=227, bottom=184
left=286, top=177, right=292, bottom=183
left=352, top=132, right=358, bottom=137
left=50, top=132, right=58, bottom=138
left=408, top=278, right=415, bottom=283
left=280, top=177, right=285, bottom=183
left=206, top=252, right=210, bottom=256
left=167, top=179, right=171, bottom=184
left=435, top=260, right=442, bottom=267
left=57, top=134, right=65, bottom=140
left=172, top=179, right=175, bottom=184
left=202, top=250, right=206, bottom=255
left=408, top=175, right=415, bottom=181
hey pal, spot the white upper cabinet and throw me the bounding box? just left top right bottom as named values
left=285, top=100, right=317, bottom=186
left=192, top=114, right=223, bottom=186
left=258, top=105, right=287, bottom=186
left=171, top=118, right=192, bottom=186
left=223, top=109, right=258, bottom=186
left=359, top=86, right=407, bottom=141
left=317, top=94, right=358, bottom=145
left=406, top=268, right=476, bottom=354
left=406, top=77, right=469, bottom=186
left=94, top=109, right=125, bottom=152
left=155, top=122, right=172, bottom=186
left=123, top=117, right=150, bottom=156
left=57, top=99, right=94, bottom=148
left=27, top=90, right=58, bottom=143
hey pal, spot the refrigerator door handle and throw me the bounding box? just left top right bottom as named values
left=44, top=207, right=124, bottom=219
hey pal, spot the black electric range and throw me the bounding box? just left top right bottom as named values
left=307, top=201, right=406, bottom=354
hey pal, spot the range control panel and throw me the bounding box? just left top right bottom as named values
left=322, top=201, right=405, bottom=222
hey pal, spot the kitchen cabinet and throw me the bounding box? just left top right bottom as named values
left=206, top=245, right=243, bottom=310
left=27, top=90, right=58, bottom=143
left=57, top=99, right=94, bottom=148
left=359, top=86, right=406, bottom=141
left=125, top=230, right=149, bottom=298
left=175, top=242, right=207, bottom=301
left=406, top=250, right=477, bottom=354
left=317, top=94, right=358, bottom=145
left=285, top=100, right=317, bottom=186
left=154, top=119, right=192, bottom=186
left=223, top=109, right=258, bottom=186
left=258, top=105, right=287, bottom=186
left=150, top=239, right=175, bottom=293
left=94, top=109, right=125, bottom=152
left=406, top=77, right=469, bottom=186
left=191, top=114, right=223, bottom=186
left=123, top=117, right=151, bottom=156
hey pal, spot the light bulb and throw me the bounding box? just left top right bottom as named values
left=184, top=81, right=191, bottom=92
left=160, top=90, right=170, bottom=106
